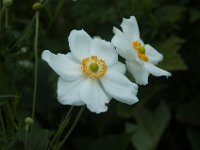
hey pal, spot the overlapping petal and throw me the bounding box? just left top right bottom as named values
left=68, top=29, right=92, bottom=61
left=112, top=27, right=133, bottom=60
left=126, top=60, right=149, bottom=85
left=144, top=63, right=172, bottom=77
left=120, top=16, right=140, bottom=41
left=80, top=78, right=110, bottom=113
left=42, top=50, right=82, bottom=81
left=110, top=62, right=126, bottom=74
left=57, top=77, right=84, bottom=106
left=90, top=38, right=118, bottom=67
left=100, top=68, right=138, bottom=105
left=145, top=44, right=163, bottom=65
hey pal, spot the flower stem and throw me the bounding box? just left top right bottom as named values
left=5, top=7, right=8, bottom=27
left=31, top=11, right=40, bottom=119
left=55, top=106, right=85, bottom=149
left=0, top=110, right=6, bottom=149
left=48, top=106, right=74, bottom=150
left=25, top=126, right=29, bottom=149
left=0, top=6, right=5, bottom=30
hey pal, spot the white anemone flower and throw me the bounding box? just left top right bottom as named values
left=42, top=29, right=139, bottom=114
left=112, top=16, right=171, bottom=85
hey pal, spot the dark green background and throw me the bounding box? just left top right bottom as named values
left=0, top=0, right=200, bottom=149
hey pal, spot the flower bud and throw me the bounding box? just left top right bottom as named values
left=32, top=2, right=43, bottom=11
left=25, top=117, right=34, bottom=125
left=3, top=0, right=13, bottom=6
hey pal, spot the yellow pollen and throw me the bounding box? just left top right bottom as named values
left=132, top=41, right=148, bottom=62
left=81, top=56, right=107, bottom=79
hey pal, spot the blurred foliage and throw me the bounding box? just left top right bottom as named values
left=0, top=0, right=200, bottom=149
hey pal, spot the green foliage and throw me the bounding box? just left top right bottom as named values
left=156, top=35, right=187, bottom=71
left=0, top=0, right=200, bottom=149
left=126, top=103, right=171, bottom=150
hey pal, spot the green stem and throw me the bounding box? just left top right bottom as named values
left=31, top=11, right=40, bottom=119
left=0, top=6, right=5, bottom=30
left=0, top=111, right=5, bottom=133
left=0, top=95, right=17, bottom=98
left=5, top=7, right=8, bottom=27
left=48, top=106, right=74, bottom=150
left=55, top=106, right=85, bottom=149
left=25, top=125, right=29, bottom=149
left=0, top=110, right=6, bottom=149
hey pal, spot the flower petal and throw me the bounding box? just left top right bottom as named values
left=57, top=77, right=84, bottom=106
left=120, top=16, right=140, bottom=41
left=145, top=44, right=163, bottom=65
left=112, top=27, right=133, bottom=60
left=90, top=38, right=118, bottom=67
left=68, top=29, right=92, bottom=61
left=126, top=60, right=149, bottom=85
left=144, top=63, right=172, bottom=77
left=110, top=62, right=126, bottom=74
left=42, top=50, right=82, bottom=81
left=101, top=69, right=139, bottom=105
left=80, top=78, right=110, bottom=113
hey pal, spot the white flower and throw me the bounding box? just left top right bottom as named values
left=112, top=16, right=171, bottom=85
left=42, top=29, right=139, bottom=113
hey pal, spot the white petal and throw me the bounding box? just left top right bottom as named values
left=120, top=16, right=140, bottom=41
left=90, top=38, right=118, bottom=67
left=110, top=62, right=126, bottom=74
left=100, top=70, right=139, bottom=105
left=42, top=50, right=82, bottom=81
left=126, top=60, right=149, bottom=85
left=57, top=77, right=84, bottom=106
left=145, top=44, right=163, bottom=65
left=112, top=27, right=133, bottom=60
left=144, top=63, right=172, bottom=77
left=80, top=78, right=110, bottom=114
left=68, top=29, right=92, bottom=61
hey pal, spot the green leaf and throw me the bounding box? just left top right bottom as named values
left=116, top=84, right=168, bottom=119
left=189, top=9, right=200, bottom=23
left=128, top=103, right=171, bottom=150
left=156, top=35, right=187, bottom=71
left=9, top=125, right=53, bottom=150
left=155, top=5, right=186, bottom=24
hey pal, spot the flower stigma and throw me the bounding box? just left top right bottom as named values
left=81, top=56, right=107, bottom=79
left=132, top=41, right=148, bottom=62
left=89, top=62, right=99, bottom=72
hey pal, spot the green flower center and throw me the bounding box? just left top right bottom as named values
left=89, top=62, right=99, bottom=72
left=138, top=46, right=145, bottom=54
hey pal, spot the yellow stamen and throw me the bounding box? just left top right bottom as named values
left=81, top=56, right=107, bottom=79
left=132, top=41, right=148, bottom=62
left=138, top=53, right=148, bottom=62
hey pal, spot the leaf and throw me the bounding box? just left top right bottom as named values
left=155, top=5, right=186, bottom=24
left=115, top=103, right=137, bottom=119
left=127, top=103, right=171, bottom=150
left=116, top=84, right=168, bottom=119
left=9, top=125, right=53, bottom=150
left=189, top=9, right=200, bottom=23
left=156, top=35, right=187, bottom=71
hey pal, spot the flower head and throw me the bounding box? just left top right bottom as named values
left=112, top=16, right=171, bottom=85
left=42, top=29, right=139, bottom=113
